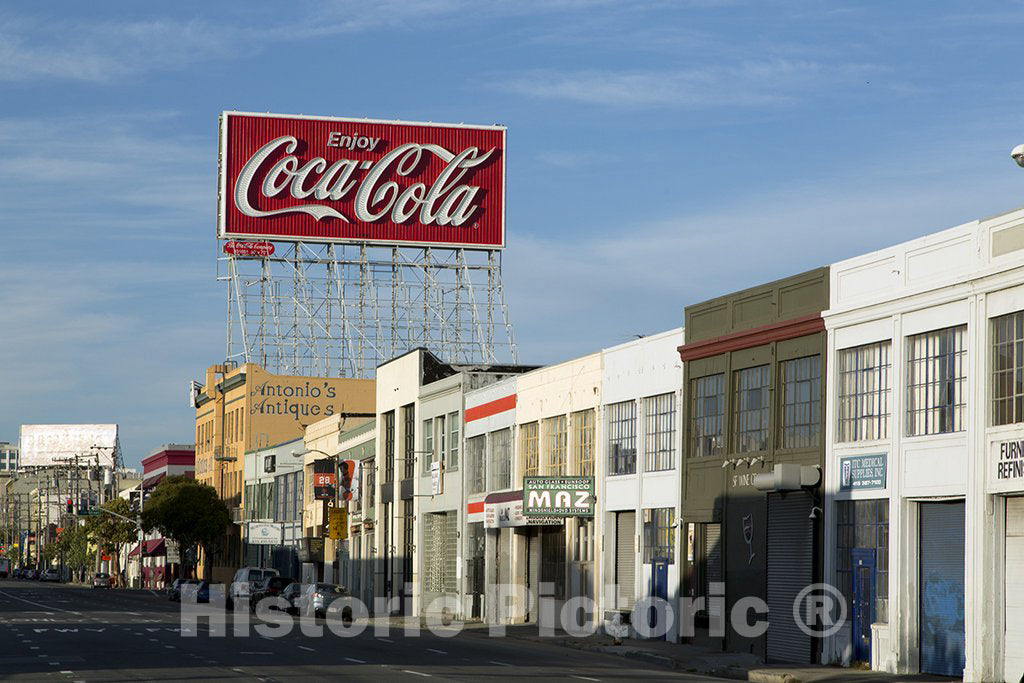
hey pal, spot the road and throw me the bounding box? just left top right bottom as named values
left=0, top=580, right=720, bottom=682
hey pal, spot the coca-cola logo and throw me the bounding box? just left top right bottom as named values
left=234, top=134, right=496, bottom=227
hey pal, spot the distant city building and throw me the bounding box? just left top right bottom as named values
left=0, top=442, right=18, bottom=472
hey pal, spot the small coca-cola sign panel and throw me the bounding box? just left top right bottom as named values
left=223, top=240, right=275, bottom=257
left=218, top=112, right=505, bottom=248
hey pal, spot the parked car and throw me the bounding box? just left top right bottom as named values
left=195, top=581, right=223, bottom=604
left=228, top=567, right=279, bottom=609
left=41, top=569, right=60, bottom=582
left=301, top=583, right=352, bottom=620
left=167, top=578, right=200, bottom=602
left=91, top=572, right=111, bottom=589
left=280, top=582, right=305, bottom=615
left=27, top=569, right=40, bottom=580
left=250, top=576, right=295, bottom=612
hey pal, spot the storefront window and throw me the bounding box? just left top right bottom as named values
left=906, top=326, right=967, bottom=436
left=837, top=342, right=891, bottom=441
left=691, top=374, right=724, bottom=457
left=643, top=508, right=675, bottom=563
left=780, top=355, right=821, bottom=449
left=992, top=311, right=1024, bottom=425
left=607, top=400, right=637, bottom=475
left=734, top=365, right=770, bottom=452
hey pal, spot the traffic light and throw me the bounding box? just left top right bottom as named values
left=65, top=499, right=73, bottom=514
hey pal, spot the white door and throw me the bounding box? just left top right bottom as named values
left=1006, top=497, right=1024, bottom=683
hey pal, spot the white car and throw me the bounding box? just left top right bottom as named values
left=227, top=567, right=278, bottom=608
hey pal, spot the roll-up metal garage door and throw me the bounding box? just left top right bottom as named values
left=616, top=512, right=636, bottom=610
left=1004, top=498, right=1024, bottom=683
left=704, top=523, right=722, bottom=618
left=766, top=492, right=813, bottom=663
left=919, top=501, right=965, bottom=677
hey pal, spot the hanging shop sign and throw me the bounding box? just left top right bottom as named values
left=313, top=458, right=337, bottom=500
left=523, top=476, right=595, bottom=517
left=483, top=490, right=561, bottom=528
left=839, top=454, right=887, bottom=491
left=248, top=522, right=283, bottom=546
left=218, top=112, right=505, bottom=249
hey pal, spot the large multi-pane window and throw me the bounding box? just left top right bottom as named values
left=643, top=508, right=675, bottom=564
left=837, top=342, right=891, bottom=442
left=733, top=365, right=770, bottom=452
left=780, top=355, right=821, bottom=449
left=572, top=409, right=595, bottom=476
left=691, top=374, right=724, bottom=457
left=906, top=326, right=967, bottom=436
left=835, top=500, right=889, bottom=623
left=992, top=311, right=1024, bottom=425
left=402, top=404, right=416, bottom=479
left=437, top=414, right=447, bottom=470
left=363, top=458, right=375, bottom=509
left=383, top=410, right=395, bottom=482
left=644, top=393, right=676, bottom=471
left=422, top=418, right=433, bottom=475
left=489, top=428, right=512, bottom=490
left=544, top=415, right=567, bottom=475
left=447, top=412, right=460, bottom=470
left=466, top=435, right=486, bottom=494
left=607, top=400, right=637, bottom=475
left=519, top=422, right=539, bottom=477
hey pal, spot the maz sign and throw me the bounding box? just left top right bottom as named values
left=523, top=476, right=595, bottom=517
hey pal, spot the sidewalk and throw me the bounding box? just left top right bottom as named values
left=460, top=624, right=955, bottom=683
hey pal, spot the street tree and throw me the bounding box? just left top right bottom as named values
left=85, top=498, right=138, bottom=586
left=141, top=476, right=230, bottom=578
left=55, top=523, right=91, bottom=580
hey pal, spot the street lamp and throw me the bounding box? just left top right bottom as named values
left=1012, top=144, right=1024, bottom=168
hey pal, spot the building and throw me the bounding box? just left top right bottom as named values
left=193, top=362, right=374, bottom=581
left=0, top=442, right=18, bottom=473
left=678, top=268, right=829, bottom=663
left=242, top=436, right=304, bottom=578
left=337, top=419, right=376, bottom=607
left=600, top=329, right=684, bottom=640
left=372, top=348, right=534, bottom=620
left=822, top=206, right=1024, bottom=681
left=130, top=444, right=196, bottom=588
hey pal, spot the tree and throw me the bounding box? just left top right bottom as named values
left=141, top=476, right=230, bottom=578
left=85, top=498, right=137, bottom=586
left=54, top=523, right=90, bottom=580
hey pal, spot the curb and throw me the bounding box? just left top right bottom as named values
left=748, top=671, right=800, bottom=683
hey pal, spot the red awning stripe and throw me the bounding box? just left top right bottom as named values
left=465, top=394, right=516, bottom=423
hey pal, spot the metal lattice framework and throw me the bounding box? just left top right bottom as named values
left=218, top=241, right=517, bottom=378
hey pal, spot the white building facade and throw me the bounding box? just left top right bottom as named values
left=600, top=328, right=684, bottom=641
left=823, top=207, right=1024, bottom=681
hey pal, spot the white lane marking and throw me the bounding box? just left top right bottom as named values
left=239, top=652, right=272, bottom=655
left=376, top=637, right=394, bottom=643
left=489, top=661, right=512, bottom=667
left=402, top=671, right=431, bottom=678
left=165, top=645, right=175, bottom=649
left=345, top=657, right=366, bottom=664
left=298, top=645, right=315, bottom=652
left=0, top=591, right=75, bottom=614
left=427, top=648, right=447, bottom=655
left=60, top=671, right=72, bottom=675
left=569, top=677, right=600, bottom=682
left=29, top=646, right=39, bottom=650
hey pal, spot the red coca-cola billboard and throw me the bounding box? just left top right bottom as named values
left=218, top=112, right=505, bottom=248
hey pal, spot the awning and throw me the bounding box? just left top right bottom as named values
left=142, top=472, right=166, bottom=490
left=128, top=539, right=167, bottom=557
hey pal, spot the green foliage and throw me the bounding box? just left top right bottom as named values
left=55, top=523, right=91, bottom=571
left=141, top=476, right=230, bottom=570
left=85, top=497, right=137, bottom=554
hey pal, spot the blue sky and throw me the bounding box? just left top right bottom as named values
left=3, top=1, right=1024, bottom=469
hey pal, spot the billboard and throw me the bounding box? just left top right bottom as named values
left=523, top=476, right=595, bottom=517
left=19, top=424, right=118, bottom=468
left=219, top=111, right=505, bottom=248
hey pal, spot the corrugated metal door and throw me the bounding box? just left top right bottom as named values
left=616, top=512, right=636, bottom=610
left=766, top=492, right=813, bottom=663
left=1005, top=497, right=1024, bottom=683
left=919, top=501, right=965, bottom=677
left=704, top=523, right=722, bottom=618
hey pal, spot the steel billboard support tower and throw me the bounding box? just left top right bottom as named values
left=219, top=241, right=517, bottom=378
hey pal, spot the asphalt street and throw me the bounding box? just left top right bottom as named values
left=0, top=580, right=720, bottom=682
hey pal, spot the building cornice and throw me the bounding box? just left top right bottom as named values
left=677, top=313, right=824, bottom=362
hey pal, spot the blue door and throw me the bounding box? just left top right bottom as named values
left=650, top=558, right=669, bottom=639
left=919, top=502, right=965, bottom=677
left=851, top=548, right=876, bottom=662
